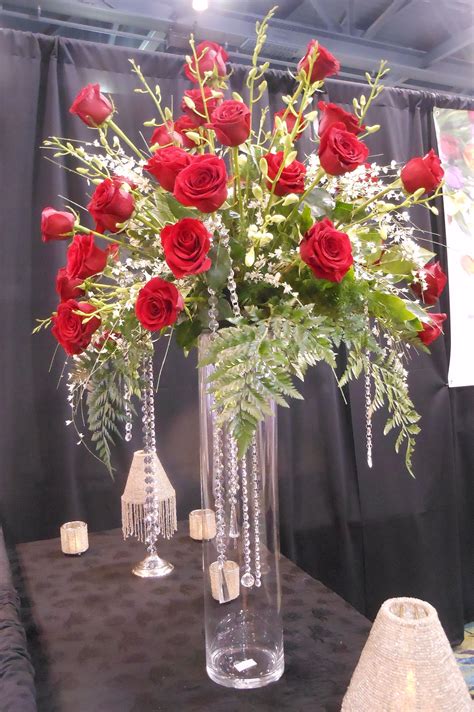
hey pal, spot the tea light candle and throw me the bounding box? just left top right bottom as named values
left=209, top=560, right=240, bottom=603
left=189, top=509, right=216, bottom=541
left=60, top=521, right=89, bottom=555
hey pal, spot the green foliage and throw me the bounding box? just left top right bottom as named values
left=200, top=307, right=336, bottom=457
left=73, top=346, right=144, bottom=475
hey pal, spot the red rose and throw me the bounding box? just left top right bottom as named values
left=319, top=122, right=369, bottom=175
left=150, top=122, right=183, bottom=148
left=273, top=109, right=306, bottom=140
left=56, top=267, right=85, bottom=302
left=144, top=147, right=193, bottom=192
left=297, top=41, right=340, bottom=82
left=66, top=233, right=114, bottom=280
left=401, top=149, right=444, bottom=195
left=69, top=84, right=113, bottom=127
left=209, top=100, right=251, bottom=147
left=411, top=261, right=447, bottom=306
left=88, top=178, right=134, bottom=233
left=41, top=207, right=75, bottom=243
left=418, top=313, right=447, bottom=346
left=161, top=218, right=212, bottom=278
left=317, top=101, right=364, bottom=136
left=174, top=115, right=200, bottom=149
left=264, top=152, right=306, bottom=196
left=300, top=217, right=353, bottom=282
left=135, top=277, right=184, bottom=331
left=52, top=300, right=101, bottom=356
left=439, top=134, right=461, bottom=162
left=182, top=88, right=223, bottom=126
left=184, top=41, right=228, bottom=83
left=174, top=155, right=228, bottom=213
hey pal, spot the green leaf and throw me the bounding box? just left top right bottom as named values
left=205, top=243, right=232, bottom=290
left=175, top=319, right=203, bottom=354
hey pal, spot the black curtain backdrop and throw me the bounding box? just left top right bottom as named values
left=1, top=29, right=473, bottom=644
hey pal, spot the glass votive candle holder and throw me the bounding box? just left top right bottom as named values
left=189, top=509, right=216, bottom=541
left=209, top=560, right=240, bottom=603
left=60, top=521, right=89, bottom=555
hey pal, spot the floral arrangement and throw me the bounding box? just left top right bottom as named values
left=36, top=8, right=448, bottom=475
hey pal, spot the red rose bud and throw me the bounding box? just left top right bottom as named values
left=135, top=277, right=184, bottom=332
left=273, top=109, right=306, bottom=140
left=87, top=177, right=134, bottom=233
left=144, top=147, right=193, bottom=192
left=184, top=41, right=228, bottom=83
left=161, top=218, right=212, bottom=279
left=209, top=100, right=251, bottom=147
left=418, top=313, right=447, bottom=346
left=300, top=217, right=353, bottom=283
left=150, top=122, right=183, bottom=148
left=41, top=207, right=75, bottom=242
left=401, top=149, right=444, bottom=195
left=174, top=154, right=228, bottom=213
left=66, top=233, right=114, bottom=280
left=264, top=152, right=306, bottom=196
left=317, top=101, right=364, bottom=136
left=69, top=83, right=113, bottom=127
left=181, top=87, right=223, bottom=127
left=411, top=261, right=447, bottom=306
left=297, top=41, right=340, bottom=82
left=56, top=267, right=85, bottom=302
left=52, top=300, right=101, bottom=356
left=174, top=114, right=200, bottom=149
left=318, top=122, right=369, bottom=175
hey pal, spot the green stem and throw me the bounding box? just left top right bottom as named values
left=130, top=60, right=168, bottom=126
left=287, top=167, right=325, bottom=223
left=106, top=119, right=145, bottom=160
left=232, top=146, right=245, bottom=233
left=76, top=224, right=130, bottom=250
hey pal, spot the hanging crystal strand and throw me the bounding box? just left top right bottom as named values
left=227, top=435, right=240, bottom=539
left=124, top=384, right=133, bottom=442
left=364, top=304, right=373, bottom=469
left=142, top=355, right=159, bottom=555
left=364, top=363, right=373, bottom=469
left=251, top=436, right=262, bottom=587
left=207, top=286, right=231, bottom=602
left=221, top=233, right=241, bottom=320
left=240, top=452, right=255, bottom=588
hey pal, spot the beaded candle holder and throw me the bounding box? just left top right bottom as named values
left=60, top=521, right=88, bottom=555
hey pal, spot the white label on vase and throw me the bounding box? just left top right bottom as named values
left=234, top=658, right=257, bottom=672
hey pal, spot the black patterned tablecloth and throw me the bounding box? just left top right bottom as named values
left=9, top=526, right=371, bottom=712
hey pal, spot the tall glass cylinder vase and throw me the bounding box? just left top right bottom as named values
left=198, top=337, right=284, bottom=689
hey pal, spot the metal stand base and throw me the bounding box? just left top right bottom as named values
left=132, top=553, right=174, bottom=578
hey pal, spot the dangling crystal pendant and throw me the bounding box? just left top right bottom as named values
left=229, top=505, right=239, bottom=539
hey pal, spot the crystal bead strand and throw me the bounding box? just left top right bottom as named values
left=141, top=355, right=159, bottom=555
left=227, top=434, right=240, bottom=539
left=220, top=233, right=241, bottom=319
left=364, top=304, right=373, bottom=469
left=240, top=452, right=255, bottom=588
left=207, top=287, right=228, bottom=573
left=124, top=384, right=133, bottom=442
left=251, top=436, right=262, bottom=587
left=365, top=365, right=373, bottom=469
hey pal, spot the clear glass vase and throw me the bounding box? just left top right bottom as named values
left=198, top=336, right=284, bottom=689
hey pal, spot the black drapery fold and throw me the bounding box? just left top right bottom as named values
left=0, top=29, right=472, bottom=643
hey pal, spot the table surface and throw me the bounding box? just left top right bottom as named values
left=9, top=526, right=371, bottom=712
